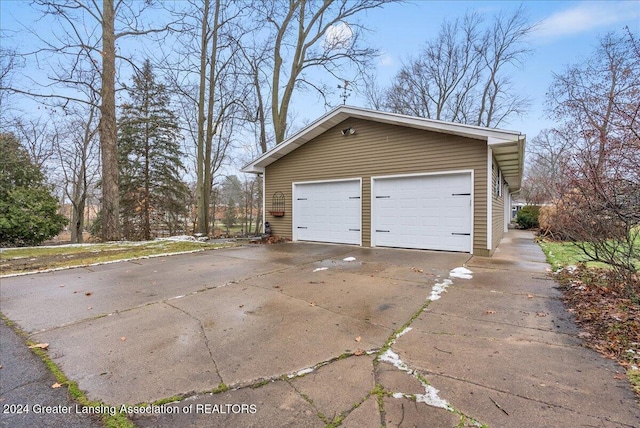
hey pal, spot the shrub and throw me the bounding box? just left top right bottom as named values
left=516, top=205, right=540, bottom=229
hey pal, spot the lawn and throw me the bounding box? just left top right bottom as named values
left=0, top=239, right=234, bottom=276
left=537, top=240, right=609, bottom=270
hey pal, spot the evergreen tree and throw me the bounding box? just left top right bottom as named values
left=118, top=60, right=189, bottom=240
left=0, top=133, right=67, bottom=246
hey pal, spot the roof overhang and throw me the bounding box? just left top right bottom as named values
left=242, top=105, right=525, bottom=191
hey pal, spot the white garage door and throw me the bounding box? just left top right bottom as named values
left=372, top=173, right=472, bottom=252
left=293, top=180, right=361, bottom=245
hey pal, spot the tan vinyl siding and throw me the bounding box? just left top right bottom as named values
left=491, top=157, right=505, bottom=252
left=265, top=118, right=488, bottom=252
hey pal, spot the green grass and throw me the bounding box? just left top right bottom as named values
left=538, top=240, right=610, bottom=271
left=0, top=240, right=234, bottom=276
left=629, top=369, right=640, bottom=396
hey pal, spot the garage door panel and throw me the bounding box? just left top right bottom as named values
left=373, top=173, right=472, bottom=252
left=294, top=180, right=361, bottom=245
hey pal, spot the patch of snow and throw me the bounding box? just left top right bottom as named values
left=429, top=279, right=452, bottom=301
left=379, top=349, right=411, bottom=373
left=449, top=267, right=473, bottom=279
left=415, top=385, right=450, bottom=409
left=297, top=367, right=314, bottom=376
left=396, top=326, right=412, bottom=338
left=342, top=256, right=356, bottom=262
left=288, top=367, right=314, bottom=378
left=312, top=267, right=328, bottom=272
left=158, top=235, right=197, bottom=242
left=381, top=348, right=452, bottom=411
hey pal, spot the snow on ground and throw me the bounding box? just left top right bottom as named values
left=379, top=349, right=452, bottom=411
left=312, top=267, right=328, bottom=272
left=157, top=235, right=197, bottom=242
left=429, top=279, right=453, bottom=301
left=396, top=326, right=412, bottom=338
left=449, top=267, right=473, bottom=279
left=342, top=256, right=356, bottom=262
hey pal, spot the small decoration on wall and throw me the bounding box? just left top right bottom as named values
left=269, top=191, right=285, bottom=217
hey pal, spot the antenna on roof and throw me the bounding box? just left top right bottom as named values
left=337, top=80, right=352, bottom=105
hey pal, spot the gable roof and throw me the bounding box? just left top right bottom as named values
left=242, top=105, right=526, bottom=190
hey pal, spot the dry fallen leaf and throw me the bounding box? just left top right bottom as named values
left=355, top=336, right=361, bottom=342
left=484, top=310, right=496, bottom=315
left=354, top=349, right=365, bottom=356
left=239, top=304, right=244, bottom=308
left=52, top=383, right=62, bottom=389
left=614, top=373, right=626, bottom=380
left=120, top=336, right=126, bottom=341
left=527, top=294, right=534, bottom=299
left=29, top=343, right=49, bottom=350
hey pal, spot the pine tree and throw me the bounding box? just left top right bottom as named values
left=118, top=60, right=189, bottom=240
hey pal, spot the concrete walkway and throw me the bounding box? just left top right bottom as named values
left=1, top=230, right=638, bottom=427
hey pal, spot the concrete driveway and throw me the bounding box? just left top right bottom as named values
left=2, top=233, right=639, bottom=427
left=1, top=244, right=467, bottom=413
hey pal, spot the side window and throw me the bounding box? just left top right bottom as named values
left=492, top=162, right=502, bottom=198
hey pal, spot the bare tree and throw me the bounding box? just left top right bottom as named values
left=545, top=31, right=640, bottom=282
left=9, top=1, right=176, bottom=241
left=257, top=0, right=395, bottom=143
left=161, top=0, right=249, bottom=235
left=11, top=117, right=55, bottom=170
left=0, top=46, right=18, bottom=127
left=475, top=6, right=534, bottom=127
left=383, top=7, right=534, bottom=128
left=521, top=129, right=571, bottom=205
left=362, top=72, right=386, bottom=111
left=236, top=38, right=274, bottom=154
left=52, top=104, right=100, bottom=243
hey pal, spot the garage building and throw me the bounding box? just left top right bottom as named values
left=242, top=106, right=525, bottom=256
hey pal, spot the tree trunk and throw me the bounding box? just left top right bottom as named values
left=70, top=163, right=86, bottom=244
left=144, top=118, right=151, bottom=240
left=195, top=0, right=210, bottom=235
left=99, top=0, right=120, bottom=241
left=203, top=0, right=221, bottom=235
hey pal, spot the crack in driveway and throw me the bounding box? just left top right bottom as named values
left=164, top=302, right=224, bottom=385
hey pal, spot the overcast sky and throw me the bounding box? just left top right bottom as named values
left=2, top=0, right=639, bottom=164
left=344, top=0, right=640, bottom=139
